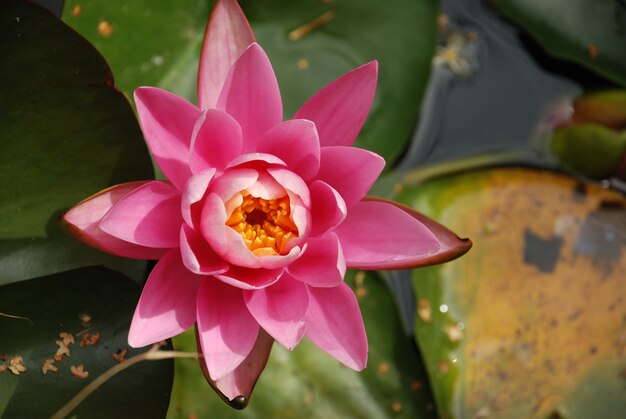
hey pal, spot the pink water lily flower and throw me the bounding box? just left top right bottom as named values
left=63, top=0, right=471, bottom=407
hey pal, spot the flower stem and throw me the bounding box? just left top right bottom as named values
left=50, top=344, right=198, bottom=419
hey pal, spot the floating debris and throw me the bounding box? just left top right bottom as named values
left=288, top=10, right=336, bottom=42
left=112, top=348, right=128, bottom=363
left=80, top=332, right=101, bottom=347
left=70, top=364, right=89, bottom=379
left=8, top=356, right=27, bottom=375
left=41, top=358, right=59, bottom=375
left=97, top=20, right=113, bottom=38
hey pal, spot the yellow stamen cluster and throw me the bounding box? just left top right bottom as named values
left=226, top=194, right=298, bottom=254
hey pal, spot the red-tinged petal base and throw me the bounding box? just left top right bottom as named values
left=196, top=326, right=274, bottom=409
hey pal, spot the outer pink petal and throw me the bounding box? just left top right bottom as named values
left=352, top=197, right=473, bottom=269
left=257, top=119, right=321, bottom=181
left=189, top=109, right=243, bottom=173
left=293, top=61, right=378, bottom=147
left=196, top=328, right=273, bottom=408
left=317, top=146, right=385, bottom=207
left=308, top=180, right=347, bottom=237
left=214, top=266, right=283, bottom=290
left=62, top=182, right=168, bottom=259
left=180, top=225, right=229, bottom=275
left=100, top=181, right=182, bottom=248
left=198, top=0, right=255, bottom=109
left=181, top=169, right=216, bottom=227
left=217, top=43, right=282, bottom=152
left=335, top=199, right=442, bottom=269
left=305, top=283, right=367, bottom=370
left=128, top=249, right=202, bottom=347
left=196, top=279, right=259, bottom=380
left=287, top=232, right=345, bottom=288
left=243, top=275, right=308, bottom=350
left=134, top=87, right=200, bottom=190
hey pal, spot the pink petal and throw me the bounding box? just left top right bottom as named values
left=317, top=146, right=385, bottom=207
left=357, top=197, right=473, bottom=268
left=217, top=43, right=282, bottom=152
left=225, top=152, right=286, bottom=169
left=196, top=279, right=259, bottom=380
left=181, top=169, right=216, bottom=227
left=100, top=181, right=182, bottom=248
left=267, top=167, right=310, bottom=207
left=215, top=265, right=283, bottom=290
left=134, top=87, right=200, bottom=190
left=294, top=61, right=378, bottom=147
left=198, top=0, right=255, bottom=109
left=180, top=225, right=229, bottom=275
left=209, top=169, right=258, bottom=202
left=200, top=193, right=229, bottom=256
left=196, top=328, right=273, bottom=407
left=246, top=171, right=285, bottom=200
left=306, top=283, right=367, bottom=370
left=257, top=119, right=321, bottom=180
left=128, top=249, right=202, bottom=347
left=308, top=180, right=347, bottom=237
left=335, top=199, right=442, bottom=269
left=243, top=275, right=308, bottom=350
left=287, top=232, right=345, bottom=288
left=189, top=109, right=243, bottom=173
left=62, top=182, right=168, bottom=259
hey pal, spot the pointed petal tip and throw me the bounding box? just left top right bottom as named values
left=355, top=197, right=472, bottom=270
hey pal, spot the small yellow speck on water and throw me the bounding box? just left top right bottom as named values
left=437, top=14, right=448, bottom=32
left=79, top=313, right=92, bottom=325
left=297, top=58, right=310, bottom=70
left=390, top=402, right=402, bottom=413
left=303, top=392, right=314, bottom=404
left=8, top=356, right=27, bottom=375
left=41, top=358, right=59, bottom=375
left=438, top=360, right=449, bottom=375
left=355, top=287, right=368, bottom=298
left=355, top=271, right=366, bottom=286
left=444, top=324, right=463, bottom=342
left=288, top=10, right=336, bottom=41
left=468, top=31, right=479, bottom=42
left=377, top=361, right=390, bottom=375
left=393, top=183, right=404, bottom=193
left=71, top=5, right=81, bottom=17
left=588, top=44, right=598, bottom=59
left=187, top=414, right=199, bottom=419
left=418, top=299, right=431, bottom=322
left=98, top=20, right=113, bottom=38
left=410, top=380, right=423, bottom=391
left=0, top=365, right=6, bottom=373
left=70, top=364, right=89, bottom=379
left=112, top=348, right=128, bottom=363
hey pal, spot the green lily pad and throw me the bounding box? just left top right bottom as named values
left=167, top=272, right=436, bottom=418
left=551, top=123, right=626, bottom=180
left=493, top=0, right=626, bottom=86
left=62, top=0, right=438, bottom=163
left=0, top=266, right=174, bottom=418
left=395, top=167, right=626, bottom=418
left=0, top=0, right=154, bottom=285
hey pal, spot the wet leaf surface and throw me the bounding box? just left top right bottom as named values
left=0, top=266, right=174, bottom=418
left=395, top=167, right=626, bottom=418
left=0, top=0, right=153, bottom=286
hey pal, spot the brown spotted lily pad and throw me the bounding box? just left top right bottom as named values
left=397, top=167, right=626, bottom=418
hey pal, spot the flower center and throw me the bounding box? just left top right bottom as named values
left=226, top=194, right=298, bottom=254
